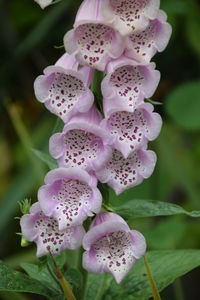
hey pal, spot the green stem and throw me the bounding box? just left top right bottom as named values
left=144, top=255, right=161, bottom=300
left=95, top=273, right=108, bottom=300
left=50, top=253, right=76, bottom=300
left=173, top=278, right=185, bottom=300
left=77, top=247, right=88, bottom=300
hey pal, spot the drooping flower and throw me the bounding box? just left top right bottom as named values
left=95, top=146, right=156, bottom=195
left=101, top=103, right=162, bottom=158
left=125, top=10, right=172, bottom=64
left=102, top=56, right=160, bottom=117
left=34, top=0, right=53, bottom=9
left=20, top=202, right=85, bottom=257
left=101, top=0, right=160, bottom=36
left=64, top=0, right=124, bottom=71
left=34, top=53, right=94, bottom=123
left=82, top=212, right=146, bottom=283
left=49, top=107, right=112, bottom=172
left=38, top=168, right=102, bottom=230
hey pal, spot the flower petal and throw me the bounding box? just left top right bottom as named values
left=83, top=212, right=146, bottom=283
left=101, top=0, right=160, bottom=36
left=83, top=229, right=136, bottom=283
left=49, top=108, right=112, bottom=171
left=102, top=57, right=160, bottom=116
left=130, top=230, right=146, bottom=259
left=38, top=168, right=102, bottom=230
left=83, top=221, right=130, bottom=250
left=101, top=103, right=162, bottom=158
left=34, top=54, right=94, bottom=123
left=64, top=24, right=124, bottom=71
left=96, top=148, right=157, bottom=195
left=125, top=10, right=172, bottom=63
left=34, top=0, right=53, bottom=9
left=20, top=202, right=85, bottom=257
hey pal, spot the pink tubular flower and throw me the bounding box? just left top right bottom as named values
left=64, top=0, right=124, bottom=71
left=101, top=0, right=160, bottom=36
left=34, top=0, right=53, bottom=9
left=38, top=168, right=102, bottom=230
left=49, top=107, right=112, bottom=171
left=125, top=10, right=172, bottom=64
left=102, top=56, right=160, bottom=117
left=34, top=53, right=94, bottom=123
left=100, top=103, right=162, bottom=158
left=20, top=202, right=85, bottom=257
left=96, top=147, right=156, bottom=195
left=82, top=212, right=146, bottom=283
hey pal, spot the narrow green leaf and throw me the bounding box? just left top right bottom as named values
left=145, top=99, right=163, bottom=106
left=0, top=261, right=62, bottom=300
left=32, top=149, right=57, bottom=170
left=86, top=250, right=200, bottom=300
left=113, top=199, right=200, bottom=220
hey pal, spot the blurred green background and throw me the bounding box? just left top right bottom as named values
left=0, top=0, right=200, bottom=299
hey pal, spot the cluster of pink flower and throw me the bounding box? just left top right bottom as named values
left=21, top=0, right=171, bottom=283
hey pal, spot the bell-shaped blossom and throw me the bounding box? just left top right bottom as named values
left=20, top=202, right=85, bottom=257
left=96, top=146, right=156, bottom=195
left=34, top=53, right=94, bottom=123
left=38, top=168, right=102, bottom=230
left=49, top=107, right=112, bottom=172
left=82, top=212, right=146, bottom=283
left=101, top=0, right=160, bottom=36
left=125, top=10, right=172, bottom=64
left=102, top=56, right=160, bottom=117
left=101, top=103, right=162, bottom=158
left=64, top=0, right=124, bottom=71
left=34, top=0, right=53, bottom=9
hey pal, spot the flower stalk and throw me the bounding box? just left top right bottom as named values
left=50, top=253, right=76, bottom=300
left=144, top=255, right=161, bottom=300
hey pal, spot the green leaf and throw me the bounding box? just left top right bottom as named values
left=145, top=217, right=187, bottom=250
left=113, top=199, right=200, bottom=220
left=32, top=149, right=57, bottom=170
left=166, top=81, right=200, bottom=130
left=65, top=269, right=83, bottom=290
left=21, top=253, right=67, bottom=291
left=0, top=261, right=62, bottom=299
left=21, top=262, right=61, bottom=292
left=86, top=250, right=200, bottom=300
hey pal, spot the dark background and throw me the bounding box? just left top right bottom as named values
left=0, top=0, right=200, bottom=299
